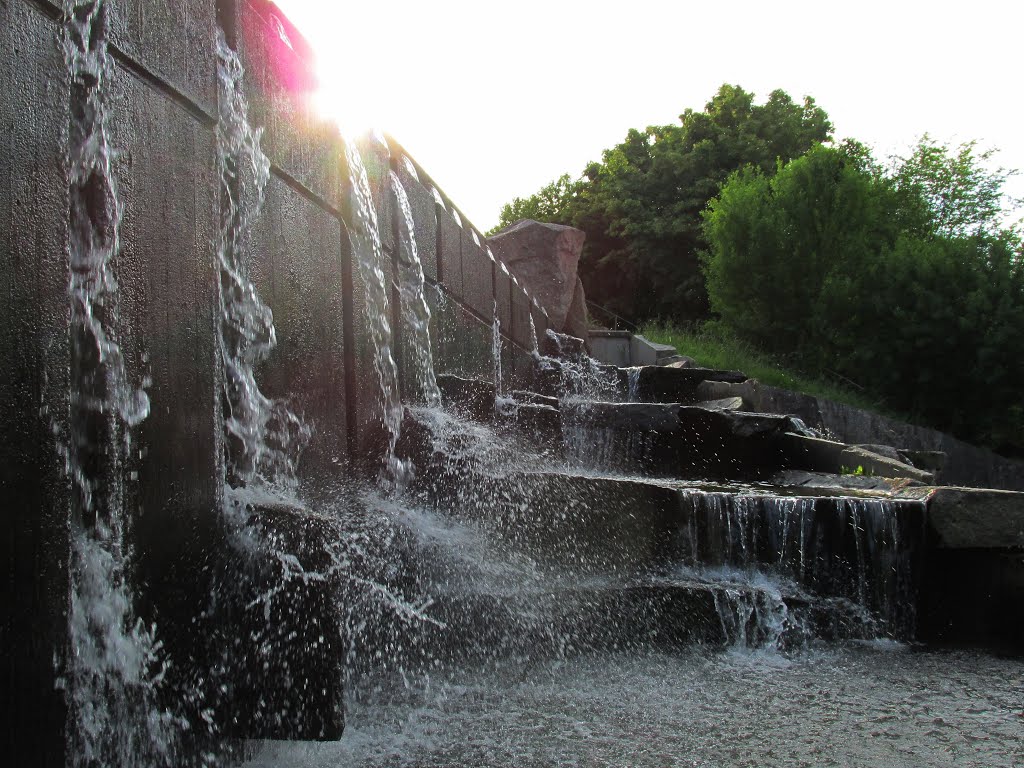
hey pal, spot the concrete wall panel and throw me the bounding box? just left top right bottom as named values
left=252, top=175, right=347, bottom=488
left=0, top=5, right=71, bottom=764
left=436, top=206, right=463, bottom=298
left=511, top=283, right=532, bottom=351
left=109, top=0, right=218, bottom=114
left=393, top=158, right=438, bottom=283
left=239, top=0, right=343, bottom=211
left=461, top=231, right=493, bottom=321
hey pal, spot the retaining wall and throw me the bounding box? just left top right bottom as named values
left=1, top=1, right=551, bottom=763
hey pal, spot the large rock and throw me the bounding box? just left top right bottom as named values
left=564, top=277, right=589, bottom=339
left=487, top=220, right=586, bottom=331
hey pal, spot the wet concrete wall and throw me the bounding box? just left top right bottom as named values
left=1, top=0, right=553, bottom=762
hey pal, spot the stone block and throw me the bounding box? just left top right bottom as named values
left=109, top=0, right=218, bottom=114
left=239, top=0, right=343, bottom=211
left=635, top=365, right=748, bottom=403
left=926, top=487, right=1024, bottom=549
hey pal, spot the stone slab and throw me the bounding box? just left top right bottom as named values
left=925, top=487, right=1024, bottom=550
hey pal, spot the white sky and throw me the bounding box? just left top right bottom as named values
left=274, top=0, right=1024, bottom=231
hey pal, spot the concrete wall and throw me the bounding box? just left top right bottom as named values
left=1, top=1, right=555, bottom=761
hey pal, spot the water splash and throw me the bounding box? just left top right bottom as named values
left=491, top=303, right=503, bottom=400
left=215, top=29, right=310, bottom=496
left=345, top=141, right=409, bottom=488
left=528, top=314, right=540, bottom=356
left=61, top=1, right=178, bottom=763
left=390, top=170, right=441, bottom=409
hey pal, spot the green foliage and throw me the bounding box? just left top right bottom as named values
left=890, top=135, right=1021, bottom=238
left=490, top=84, right=832, bottom=324
left=641, top=321, right=883, bottom=413
left=488, top=174, right=581, bottom=235
left=702, top=138, right=1024, bottom=455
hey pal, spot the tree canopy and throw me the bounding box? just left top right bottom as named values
left=703, top=140, right=1024, bottom=454
left=491, top=84, right=832, bottom=324
left=492, top=86, right=1023, bottom=454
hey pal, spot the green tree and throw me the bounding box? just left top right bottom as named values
left=703, top=140, right=1024, bottom=454
left=891, top=135, right=1021, bottom=238
left=490, top=84, right=833, bottom=324
left=488, top=174, right=580, bottom=235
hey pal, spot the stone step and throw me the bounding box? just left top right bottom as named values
left=626, top=365, right=749, bottom=403
left=351, top=579, right=884, bottom=674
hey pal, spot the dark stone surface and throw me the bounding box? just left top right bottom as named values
left=460, top=231, right=493, bottom=321
left=495, top=264, right=513, bottom=337
left=498, top=401, right=561, bottom=442
left=510, top=283, right=533, bottom=351
left=109, top=0, right=218, bottom=113
left=437, top=374, right=495, bottom=423
left=510, top=390, right=560, bottom=409
left=392, top=155, right=438, bottom=283
left=436, top=206, right=463, bottom=299
left=0, top=5, right=71, bottom=764
left=530, top=300, right=549, bottom=351
left=540, top=329, right=587, bottom=359
left=924, top=487, right=1024, bottom=549
left=564, top=276, right=589, bottom=340
left=634, top=365, right=748, bottom=403
left=239, top=0, right=343, bottom=212
left=702, top=379, right=1024, bottom=490
left=221, top=502, right=346, bottom=739
left=487, top=219, right=585, bottom=331
left=250, top=173, right=347, bottom=488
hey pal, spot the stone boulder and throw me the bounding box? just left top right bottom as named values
left=487, top=220, right=586, bottom=332
left=564, top=277, right=589, bottom=340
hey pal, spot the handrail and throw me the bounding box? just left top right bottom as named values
left=585, top=298, right=639, bottom=332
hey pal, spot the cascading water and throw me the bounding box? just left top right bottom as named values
left=345, top=142, right=408, bottom=488
left=491, top=301, right=503, bottom=401
left=390, top=170, right=441, bottom=409
left=673, top=489, right=922, bottom=640
left=60, top=1, right=178, bottom=763
left=215, top=29, right=310, bottom=499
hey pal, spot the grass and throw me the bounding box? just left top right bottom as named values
left=640, top=322, right=886, bottom=414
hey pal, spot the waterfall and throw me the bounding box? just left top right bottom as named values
left=345, top=142, right=409, bottom=489
left=215, top=29, right=309, bottom=501
left=390, top=170, right=441, bottom=409
left=492, top=302, right=504, bottom=400
left=61, top=1, right=178, bottom=764
left=675, top=490, right=921, bottom=639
